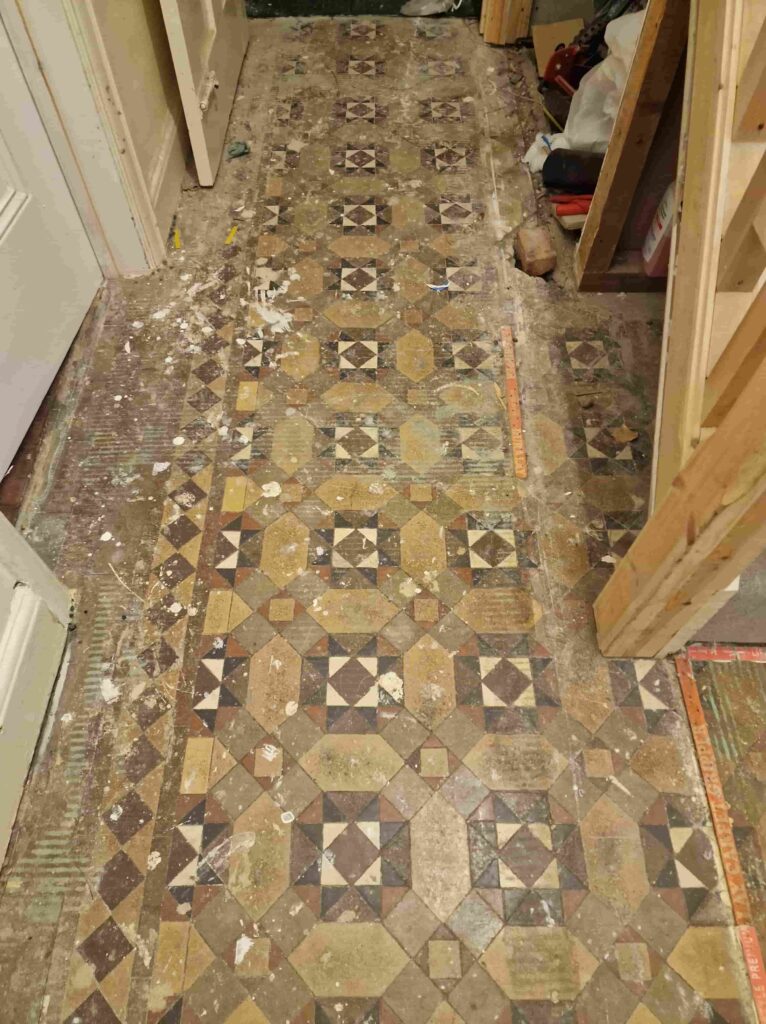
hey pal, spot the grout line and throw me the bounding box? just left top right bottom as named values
left=675, top=652, right=766, bottom=1023
left=500, top=326, right=528, bottom=479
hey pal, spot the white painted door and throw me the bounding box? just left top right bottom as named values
left=0, top=513, right=70, bottom=862
left=0, top=17, right=102, bottom=478
left=159, top=0, right=249, bottom=186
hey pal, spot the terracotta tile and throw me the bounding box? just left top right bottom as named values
left=448, top=963, right=508, bottom=1024
left=193, top=889, right=253, bottom=957
left=290, top=922, right=407, bottom=997
left=383, top=765, right=433, bottom=819
left=577, top=963, right=639, bottom=1024
left=184, top=959, right=249, bottom=1021
left=385, top=889, right=440, bottom=955
left=63, top=991, right=121, bottom=1024
left=667, top=928, right=745, bottom=999
left=77, top=918, right=133, bottom=981
left=385, top=961, right=442, bottom=1024
left=381, top=710, right=429, bottom=759
left=482, top=926, right=597, bottom=1000
left=98, top=851, right=144, bottom=910
left=447, top=892, right=502, bottom=956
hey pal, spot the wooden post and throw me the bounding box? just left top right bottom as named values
left=652, top=0, right=744, bottom=505
left=480, top=0, right=532, bottom=44
left=595, top=349, right=766, bottom=657
left=482, top=0, right=511, bottom=45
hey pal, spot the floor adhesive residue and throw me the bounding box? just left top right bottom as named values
left=0, top=17, right=756, bottom=1024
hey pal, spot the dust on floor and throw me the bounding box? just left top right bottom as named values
left=0, top=16, right=755, bottom=1024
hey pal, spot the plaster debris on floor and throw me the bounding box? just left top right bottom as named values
left=0, top=17, right=755, bottom=1024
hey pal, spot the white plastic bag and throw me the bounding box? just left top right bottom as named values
left=523, top=132, right=571, bottom=173
left=524, top=10, right=645, bottom=166
left=401, top=0, right=458, bottom=13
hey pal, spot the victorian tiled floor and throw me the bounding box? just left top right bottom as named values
left=0, top=16, right=756, bottom=1024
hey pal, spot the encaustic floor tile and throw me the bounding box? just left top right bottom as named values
left=0, top=15, right=756, bottom=1024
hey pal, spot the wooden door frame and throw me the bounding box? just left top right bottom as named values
left=159, top=0, right=249, bottom=188
left=0, top=0, right=171, bottom=275
left=0, top=513, right=71, bottom=862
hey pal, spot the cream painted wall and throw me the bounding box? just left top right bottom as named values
left=89, top=0, right=189, bottom=239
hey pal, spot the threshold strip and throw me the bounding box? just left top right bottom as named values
left=676, top=650, right=766, bottom=1023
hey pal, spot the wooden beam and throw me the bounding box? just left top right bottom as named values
left=733, top=14, right=766, bottom=140
left=509, top=0, right=533, bottom=40
left=482, top=0, right=510, bottom=44
left=577, top=251, right=667, bottom=292
left=652, top=0, right=743, bottom=505
left=595, top=349, right=766, bottom=657
left=702, top=280, right=766, bottom=426
left=717, top=151, right=766, bottom=290
left=498, top=0, right=516, bottom=46
left=481, top=0, right=531, bottom=44
left=655, top=577, right=739, bottom=658
left=575, top=0, right=689, bottom=280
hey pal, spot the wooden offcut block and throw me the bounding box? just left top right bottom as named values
left=515, top=226, right=557, bottom=276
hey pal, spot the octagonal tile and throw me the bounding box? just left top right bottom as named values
left=300, top=733, right=403, bottom=791
left=290, top=923, right=408, bottom=997
left=463, top=734, right=566, bottom=791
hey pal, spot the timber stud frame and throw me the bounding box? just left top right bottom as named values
left=595, top=0, right=766, bottom=657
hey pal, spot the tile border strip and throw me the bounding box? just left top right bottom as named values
left=676, top=650, right=766, bottom=1023
left=687, top=643, right=766, bottom=663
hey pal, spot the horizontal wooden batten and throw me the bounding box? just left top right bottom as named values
left=577, top=252, right=667, bottom=292
left=702, top=280, right=766, bottom=427
left=716, top=151, right=766, bottom=292
left=652, top=0, right=744, bottom=506
left=733, top=14, right=766, bottom=140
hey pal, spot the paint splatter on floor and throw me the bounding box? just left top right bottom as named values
left=0, top=17, right=755, bottom=1024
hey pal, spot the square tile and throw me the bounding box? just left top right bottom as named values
left=78, top=918, right=133, bottom=981
left=414, top=597, right=440, bottom=623
left=269, top=597, right=296, bottom=621
left=447, top=893, right=502, bottom=956
left=428, top=940, right=462, bottom=980
left=386, top=890, right=440, bottom=955
left=420, top=748, right=450, bottom=778
left=584, top=747, right=615, bottom=777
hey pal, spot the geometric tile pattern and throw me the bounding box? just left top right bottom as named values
left=0, top=17, right=753, bottom=1024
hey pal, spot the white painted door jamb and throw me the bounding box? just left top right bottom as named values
left=0, top=0, right=164, bottom=275
left=0, top=515, right=71, bottom=864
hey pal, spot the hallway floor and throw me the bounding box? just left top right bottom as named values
left=0, top=17, right=755, bottom=1024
